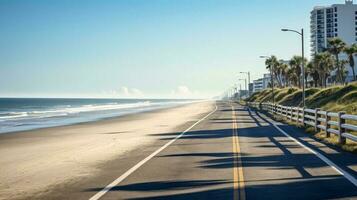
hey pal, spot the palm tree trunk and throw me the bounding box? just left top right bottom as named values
left=352, top=64, right=356, bottom=81
left=323, top=74, right=327, bottom=88
left=335, top=54, right=343, bottom=84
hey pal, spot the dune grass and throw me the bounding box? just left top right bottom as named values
left=246, top=82, right=357, bottom=114
left=246, top=82, right=357, bottom=153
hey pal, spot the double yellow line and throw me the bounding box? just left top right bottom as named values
left=231, top=105, right=246, bottom=200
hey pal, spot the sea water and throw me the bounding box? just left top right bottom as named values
left=0, top=98, right=198, bottom=134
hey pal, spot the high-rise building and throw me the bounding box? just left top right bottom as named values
left=310, top=0, right=357, bottom=81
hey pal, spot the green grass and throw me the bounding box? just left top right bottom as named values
left=246, top=82, right=357, bottom=114
left=246, top=82, right=357, bottom=153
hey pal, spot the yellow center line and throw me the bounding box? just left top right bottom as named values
left=231, top=104, right=246, bottom=200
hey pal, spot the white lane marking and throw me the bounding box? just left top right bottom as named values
left=248, top=108, right=357, bottom=187
left=89, top=103, right=218, bottom=200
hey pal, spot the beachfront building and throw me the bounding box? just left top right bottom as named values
left=310, top=0, right=357, bottom=82
left=252, top=74, right=271, bottom=93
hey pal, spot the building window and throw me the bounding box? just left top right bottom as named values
left=355, top=27, right=357, bottom=31
left=334, top=7, right=337, bottom=12
left=335, top=28, right=338, bottom=32
left=355, top=11, right=357, bottom=15
left=335, top=33, right=338, bottom=37
left=335, top=14, right=337, bottom=17
left=335, top=18, right=337, bottom=22
left=335, top=23, right=338, bottom=27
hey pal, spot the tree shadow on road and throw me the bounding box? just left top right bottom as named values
left=84, top=104, right=357, bottom=200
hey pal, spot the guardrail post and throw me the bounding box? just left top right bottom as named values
left=287, top=107, right=289, bottom=119
left=296, top=107, right=300, bottom=124
left=325, top=111, right=330, bottom=138
left=338, top=111, right=346, bottom=145
left=281, top=106, right=284, bottom=116
left=302, top=108, right=305, bottom=126
left=314, top=108, right=320, bottom=132
left=290, top=107, right=293, bottom=121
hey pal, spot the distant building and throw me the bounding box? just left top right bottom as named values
left=310, top=0, right=357, bottom=82
left=253, top=74, right=271, bottom=93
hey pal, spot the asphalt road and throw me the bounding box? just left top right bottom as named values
left=43, top=101, right=357, bottom=200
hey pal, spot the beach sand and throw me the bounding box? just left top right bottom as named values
left=0, top=101, right=215, bottom=200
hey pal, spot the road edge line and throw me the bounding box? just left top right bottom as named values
left=250, top=108, right=357, bottom=188
left=89, top=102, right=218, bottom=200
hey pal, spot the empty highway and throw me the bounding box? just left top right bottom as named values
left=13, top=101, right=357, bottom=200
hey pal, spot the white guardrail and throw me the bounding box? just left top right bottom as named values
left=247, top=102, right=357, bottom=144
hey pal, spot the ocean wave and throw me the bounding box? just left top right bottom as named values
left=0, top=101, right=152, bottom=121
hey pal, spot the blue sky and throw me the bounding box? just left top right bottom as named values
left=0, top=0, right=342, bottom=98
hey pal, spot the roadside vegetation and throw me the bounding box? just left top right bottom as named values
left=262, top=38, right=357, bottom=91
left=248, top=37, right=357, bottom=114
left=246, top=37, right=357, bottom=153
left=246, top=82, right=357, bottom=114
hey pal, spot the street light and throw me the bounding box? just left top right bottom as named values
left=240, top=71, right=251, bottom=96
left=239, top=84, right=242, bottom=101
left=238, top=78, right=247, bottom=98
left=281, top=28, right=305, bottom=108
left=259, top=55, right=275, bottom=104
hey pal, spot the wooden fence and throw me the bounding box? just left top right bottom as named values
left=247, top=102, right=357, bottom=144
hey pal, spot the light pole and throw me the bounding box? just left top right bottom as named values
left=238, top=78, right=247, bottom=98
left=240, top=71, right=251, bottom=96
left=260, top=55, right=275, bottom=104
left=281, top=28, right=305, bottom=108
left=239, top=84, right=242, bottom=101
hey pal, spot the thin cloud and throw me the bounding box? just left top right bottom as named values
left=171, top=85, right=193, bottom=97
left=120, top=86, right=144, bottom=97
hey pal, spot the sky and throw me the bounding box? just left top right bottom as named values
left=0, top=0, right=344, bottom=99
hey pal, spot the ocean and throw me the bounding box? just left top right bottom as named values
left=0, top=98, right=198, bottom=134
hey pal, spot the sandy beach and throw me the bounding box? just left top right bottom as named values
left=0, top=101, right=215, bottom=200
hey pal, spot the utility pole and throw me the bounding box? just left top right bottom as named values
left=240, top=71, right=251, bottom=96
left=238, top=78, right=247, bottom=98
left=282, top=28, right=305, bottom=108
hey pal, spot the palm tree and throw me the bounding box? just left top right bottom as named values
left=265, top=56, right=279, bottom=88
left=314, top=52, right=334, bottom=87
left=287, top=67, right=298, bottom=88
left=273, top=60, right=288, bottom=88
left=327, top=38, right=346, bottom=84
left=289, top=56, right=307, bottom=88
left=306, top=61, right=319, bottom=87
left=343, top=43, right=357, bottom=82
left=279, top=62, right=289, bottom=87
